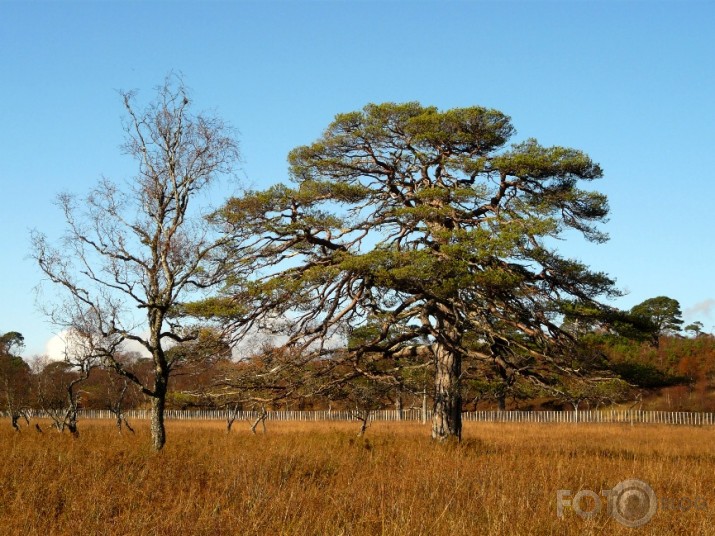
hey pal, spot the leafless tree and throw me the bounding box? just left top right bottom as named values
left=32, top=326, right=106, bottom=436
left=33, top=357, right=87, bottom=436
left=104, top=371, right=137, bottom=434
left=31, top=75, right=240, bottom=450
left=199, top=345, right=295, bottom=434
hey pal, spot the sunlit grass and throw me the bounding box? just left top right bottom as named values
left=1, top=419, right=713, bottom=535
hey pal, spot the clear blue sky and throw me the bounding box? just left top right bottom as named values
left=1, top=1, right=713, bottom=357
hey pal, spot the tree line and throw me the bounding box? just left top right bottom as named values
left=3, top=316, right=713, bottom=435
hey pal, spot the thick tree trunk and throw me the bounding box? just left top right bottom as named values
left=151, top=396, right=166, bottom=450
left=151, top=373, right=168, bottom=451
left=431, top=342, right=462, bottom=441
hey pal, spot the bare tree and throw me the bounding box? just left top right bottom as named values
left=334, top=376, right=394, bottom=436
left=552, top=377, right=632, bottom=421
left=31, top=75, right=240, bottom=450
left=32, top=326, right=106, bottom=436
left=198, top=345, right=295, bottom=433
left=33, top=357, right=88, bottom=436
left=102, top=364, right=139, bottom=434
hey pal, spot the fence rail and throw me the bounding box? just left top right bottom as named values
left=7, top=408, right=715, bottom=426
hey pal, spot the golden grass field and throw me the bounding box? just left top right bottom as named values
left=1, top=419, right=713, bottom=535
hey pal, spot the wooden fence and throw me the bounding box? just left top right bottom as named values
left=10, top=408, right=714, bottom=426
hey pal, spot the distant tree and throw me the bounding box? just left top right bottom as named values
left=553, top=377, right=631, bottom=419
left=165, top=327, right=233, bottom=388
left=164, top=327, right=236, bottom=415
left=207, top=345, right=297, bottom=433
left=31, top=76, right=240, bottom=450
left=0, top=332, right=31, bottom=431
left=684, top=321, right=704, bottom=338
left=33, top=358, right=87, bottom=435
left=83, top=355, right=143, bottom=433
left=462, top=372, right=540, bottom=411
left=559, top=302, right=660, bottom=345
left=203, top=102, right=617, bottom=441
left=40, top=325, right=123, bottom=436
left=328, top=374, right=394, bottom=436
left=0, top=332, right=24, bottom=357
left=103, top=372, right=137, bottom=433
left=631, top=296, right=684, bottom=345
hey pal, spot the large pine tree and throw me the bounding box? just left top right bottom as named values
left=208, top=102, right=617, bottom=441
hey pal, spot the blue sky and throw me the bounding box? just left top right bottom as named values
left=1, top=1, right=714, bottom=357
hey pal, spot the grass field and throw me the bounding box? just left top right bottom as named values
left=1, top=419, right=713, bottom=535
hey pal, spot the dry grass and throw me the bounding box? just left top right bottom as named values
left=1, top=419, right=714, bottom=535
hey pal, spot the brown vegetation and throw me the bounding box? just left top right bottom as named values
left=602, top=334, right=715, bottom=411
left=1, top=420, right=714, bottom=535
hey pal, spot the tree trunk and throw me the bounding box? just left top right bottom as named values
left=250, top=405, right=267, bottom=434
left=498, top=392, right=506, bottom=411
left=151, top=373, right=168, bottom=451
left=421, top=388, right=428, bottom=424
left=65, top=379, right=81, bottom=438
left=431, top=342, right=462, bottom=441
left=226, top=403, right=240, bottom=433
left=11, top=413, right=20, bottom=432
left=355, top=409, right=370, bottom=437
left=66, top=417, right=79, bottom=437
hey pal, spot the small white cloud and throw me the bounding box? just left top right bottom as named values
left=685, top=299, right=715, bottom=320
left=44, top=332, right=69, bottom=361
left=43, top=330, right=151, bottom=362
left=121, top=337, right=151, bottom=357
